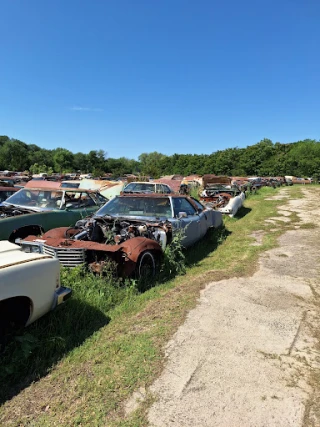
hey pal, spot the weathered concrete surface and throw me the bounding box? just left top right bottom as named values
left=148, top=187, right=320, bottom=427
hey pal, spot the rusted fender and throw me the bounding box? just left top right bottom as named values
left=28, top=227, right=163, bottom=264
left=120, top=238, right=163, bottom=263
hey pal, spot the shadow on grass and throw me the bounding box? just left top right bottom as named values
left=0, top=299, right=110, bottom=405
left=185, top=225, right=231, bottom=268
left=234, top=206, right=252, bottom=219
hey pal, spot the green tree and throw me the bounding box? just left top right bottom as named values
left=0, top=139, right=29, bottom=170
left=53, top=148, right=74, bottom=173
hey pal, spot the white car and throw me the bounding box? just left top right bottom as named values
left=0, top=241, right=71, bottom=349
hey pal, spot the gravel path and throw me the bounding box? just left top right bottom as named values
left=148, top=187, right=320, bottom=427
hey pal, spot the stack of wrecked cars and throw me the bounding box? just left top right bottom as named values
left=21, top=194, right=222, bottom=278
left=200, top=175, right=245, bottom=217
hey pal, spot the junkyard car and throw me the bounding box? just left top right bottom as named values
left=21, top=194, right=222, bottom=278
left=200, top=175, right=245, bottom=217
left=0, top=186, right=18, bottom=202
left=0, top=187, right=108, bottom=242
left=122, top=182, right=174, bottom=194
left=0, top=240, right=71, bottom=349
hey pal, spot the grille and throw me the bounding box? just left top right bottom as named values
left=43, top=245, right=86, bottom=267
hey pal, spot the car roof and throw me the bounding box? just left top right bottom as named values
left=20, top=186, right=100, bottom=193
left=0, top=186, right=18, bottom=191
left=119, top=193, right=190, bottom=199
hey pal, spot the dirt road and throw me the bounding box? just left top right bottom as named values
left=148, top=187, right=320, bottom=427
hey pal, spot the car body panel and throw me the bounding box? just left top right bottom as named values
left=0, top=241, right=71, bottom=326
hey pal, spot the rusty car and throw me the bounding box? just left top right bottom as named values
left=21, top=194, right=222, bottom=279
left=200, top=175, right=245, bottom=217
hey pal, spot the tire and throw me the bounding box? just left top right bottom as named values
left=137, top=251, right=156, bottom=281
left=0, top=318, right=10, bottom=354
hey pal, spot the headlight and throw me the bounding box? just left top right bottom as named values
left=21, top=243, right=41, bottom=253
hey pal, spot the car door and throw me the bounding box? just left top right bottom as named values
left=43, top=191, right=102, bottom=229
left=189, top=197, right=211, bottom=238
left=171, top=197, right=202, bottom=247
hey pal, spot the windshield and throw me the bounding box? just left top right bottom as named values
left=4, top=188, right=64, bottom=209
left=95, top=196, right=173, bottom=218
left=123, top=183, right=155, bottom=193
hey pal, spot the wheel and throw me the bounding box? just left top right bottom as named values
left=0, top=318, right=10, bottom=354
left=137, top=251, right=156, bottom=281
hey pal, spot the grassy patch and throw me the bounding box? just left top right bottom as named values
left=0, top=186, right=303, bottom=426
left=300, top=222, right=318, bottom=229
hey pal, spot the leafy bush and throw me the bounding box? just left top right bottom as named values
left=160, top=228, right=186, bottom=279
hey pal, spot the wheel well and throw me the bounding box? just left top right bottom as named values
left=137, top=249, right=162, bottom=264
left=9, top=225, right=45, bottom=243
left=0, top=297, right=32, bottom=327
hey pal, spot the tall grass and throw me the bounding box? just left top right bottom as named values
left=0, top=267, right=138, bottom=400
left=0, top=236, right=187, bottom=401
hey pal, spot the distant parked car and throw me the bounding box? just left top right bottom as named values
left=21, top=194, right=222, bottom=278
left=60, top=181, right=81, bottom=189
left=0, top=240, right=71, bottom=350
left=200, top=175, right=245, bottom=217
left=0, top=186, right=18, bottom=202
left=122, top=182, right=174, bottom=194
left=0, top=187, right=108, bottom=242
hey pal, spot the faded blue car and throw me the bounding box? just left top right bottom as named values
left=20, top=195, right=222, bottom=278
left=95, top=194, right=222, bottom=247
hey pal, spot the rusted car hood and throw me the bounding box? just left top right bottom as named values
left=202, top=175, right=231, bottom=188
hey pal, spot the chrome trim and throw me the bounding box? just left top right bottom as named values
left=43, top=244, right=86, bottom=267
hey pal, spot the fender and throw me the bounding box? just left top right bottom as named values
left=120, top=237, right=163, bottom=263
left=9, top=224, right=45, bottom=243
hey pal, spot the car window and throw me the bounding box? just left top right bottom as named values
left=190, top=197, right=204, bottom=212
left=163, top=185, right=171, bottom=194
left=155, top=184, right=163, bottom=193
left=172, top=198, right=197, bottom=217
left=90, top=192, right=108, bottom=205
left=64, top=191, right=95, bottom=208
left=4, top=188, right=64, bottom=208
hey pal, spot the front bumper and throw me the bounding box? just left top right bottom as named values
left=52, top=286, right=72, bottom=309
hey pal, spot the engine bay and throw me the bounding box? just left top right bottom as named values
left=65, top=216, right=172, bottom=249
left=0, top=205, right=35, bottom=218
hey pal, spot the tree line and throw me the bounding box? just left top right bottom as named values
left=1, top=135, right=320, bottom=178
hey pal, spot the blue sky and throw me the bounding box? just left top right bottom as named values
left=1, top=0, right=319, bottom=159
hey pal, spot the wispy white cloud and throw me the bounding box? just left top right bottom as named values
left=70, top=106, right=103, bottom=112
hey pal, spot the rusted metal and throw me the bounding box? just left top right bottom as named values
left=0, top=186, right=18, bottom=192
left=25, top=180, right=61, bottom=189
left=25, top=223, right=165, bottom=277
left=152, top=178, right=181, bottom=193
left=202, top=175, right=231, bottom=188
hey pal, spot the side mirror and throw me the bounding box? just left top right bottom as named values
left=178, top=211, right=187, bottom=218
